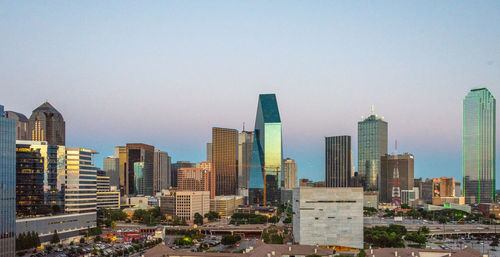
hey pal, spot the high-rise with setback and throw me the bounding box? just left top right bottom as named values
left=358, top=106, right=388, bottom=191
left=28, top=102, right=65, bottom=146
left=463, top=88, right=496, bottom=204
left=212, top=127, right=238, bottom=196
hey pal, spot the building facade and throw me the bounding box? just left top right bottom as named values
left=206, top=142, right=212, bottom=163
left=103, top=157, right=120, bottom=189
left=358, top=107, right=388, bottom=191
left=463, top=88, right=496, bottom=204
left=126, top=143, right=154, bottom=196
left=28, top=102, right=65, bottom=146
left=292, top=187, right=363, bottom=249
left=212, top=127, right=238, bottom=197
left=16, top=144, right=44, bottom=217
left=283, top=158, right=297, bottom=189
left=5, top=111, right=29, bottom=140
left=210, top=195, right=244, bottom=217
left=0, top=105, right=16, bottom=256
left=379, top=153, right=415, bottom=203
left=160, top=191, right=210, bottom=222
left=325, top=136, right=352, bottom=187
left=63, top=147, right=98, bottom=214
left=238, top=131, right=253, bottom=190
left=171, top=161, right=196, bottom=188
left=114, top=146, right=127, bottom=195
left=249, top=94, right=283, bottom=205
left=177, top=165, right=211, bottom=192
left=153, top=150, right=171, bottom=193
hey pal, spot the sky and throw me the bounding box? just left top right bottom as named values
left=1, top=1, right=499, bottom=186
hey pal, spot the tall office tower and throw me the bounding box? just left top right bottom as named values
left=358, top=106, right=388, bottom=191
left=133, top=162, right=145, bottom=195
left=97, top=173, right=111, bottom=192
left=28, top=102, right=65, bottom=146
left=198, top=162, right=214, bottom=198
left=125, top=143, right=154, bottom=196
left=103, top=157, right=120, bottom=189
left=249, top=94, right=283, bottom=206
left=212, top=127, right=238, bottom=197
left=15, top=144, right=44, bottom=217
left=463, top=88, right=496, bottom=204
left=238, top=131, right=253, bottom=189
left=283, top=158, right=297, bottom=189
left=114, top=146, right=127, bottom=195
left=5, top=111, right=29, bottom=140
left=0, top=105, right=16, bottom=257
left=16, top=140, right=65, bottom=207
left=380, top=153, right=414, bottom=203
left=325, top=136, right=352, bottom=187
left=171, top=161, right=196, bottom=188
left=206, top=142, right=212, bottom=162
left=153, top=150, right=171, bottom=193
left=63, top=147, right=98, bottom=213
left=177, top=166, right=211, bottom=192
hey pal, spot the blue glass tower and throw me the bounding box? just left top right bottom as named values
left=0, top=105, right=16, bottom=256
left=249, top=94, right=283, bottom=205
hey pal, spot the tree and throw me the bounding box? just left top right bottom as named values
left=110, top=220, right=117, bottom=229
left=401, top=204, right=411, bottom=209
left=194, top=213, right=203, bottom=225
left=269, top=216, right=279, bottom=223
left=50, top=230, right=60, bottom=244
left=133, top=209, right=148, bottom=222
left=80, top=237, right=85, bottom=244
left=418, top=226, right=430, bottom=234
left=204, top=211, right=220, bottom=221
left=109, top=209, right=128, bottom=221
left=221, top=235, right=241, bottom=245
left=358, top=249, right=366, bottom=257
left=491, top=238, right=499, bottom=247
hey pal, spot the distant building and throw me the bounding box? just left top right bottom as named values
left=171, top=161, right=196, bottom=188
left=292, top=187, right=363, bottom=249
left=210, top=195, right=244, bottom=217
left=283, top=158, right=297, bottom=189
left=455, top=182, right=462, bottom=197
left=380, top=153, right=414, bottom=203
left=421, top=178, right=433, bottom=203
left=238, top=131, right=253, bottom=190
left=96, top=173, right=120, bottom=209
left=363, top=191, right=378, bottom=209
left=28, top=102, right=65, bottom=146
left=114, top=146, right=127, bottom=195
left=16, top=144, right=45, bottom=217
left=401, top=189, right=417, bottom=205
left=97, top=174, right=111, bottom=192
left=103, top=157, right=120, bottom=189
left=63, top=147, right=98, bottom=214
left=134, top=162, right=145, bottom=195
left=249, top=94, right=283, bottom=205
left=212, top=127, right=238, bottom=196
left=160, top=191, right=210, bottom=222
left=153, top=150, right=171, bottom=193
left=369, top=247, right=480, bottom=257
left=177, top=164, right=211, bottom=192
left=313, top=181, right=325, bottom=187
left=299, top=179, right=314, bottom=187
left=5, top=111, right=29, bottom=140
left=0, top=105, right=16, bottom=256
left=463, top=88, right=496, bottom=204
left=206, top=142, right=212, bottom=163
left=358, top=106, right=388, bottom=191
left=126, top=143, right=154, bottom=196
left=325, top=136, right=352, bottom=187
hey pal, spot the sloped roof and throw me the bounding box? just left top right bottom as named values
left=33, top=101, right=61, bottom=114
left=258, top=94, right=280, bottom=123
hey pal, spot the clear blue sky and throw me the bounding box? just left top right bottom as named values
left=1, top=1, right=499, bottom=186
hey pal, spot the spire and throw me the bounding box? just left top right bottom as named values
left=371, top=104, right=375, bottom=115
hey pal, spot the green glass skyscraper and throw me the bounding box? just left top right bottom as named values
left=249, top=94, right=283, bottom=206
left=358, top=106, right=388, bottom=191
left=463, top=88, right=496, bottom=204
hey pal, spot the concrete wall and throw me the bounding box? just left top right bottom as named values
left=293, top=187, right=363, bottom=249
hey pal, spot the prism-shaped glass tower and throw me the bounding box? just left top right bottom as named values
left=249, top=94, right=283, bottom=205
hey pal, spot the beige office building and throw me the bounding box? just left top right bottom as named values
left=283, top=158, right=297, bottom=189
left=160, top=191, right=210, bottom=222
left=210, top=195, right=244, bottom=217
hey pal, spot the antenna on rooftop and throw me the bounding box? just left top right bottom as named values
left=371, top=104, right=375, bottom=115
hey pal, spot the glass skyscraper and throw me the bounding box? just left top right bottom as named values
left=358, top=107, right=388, bottom=191
left=463, top=88, right=496, bottom=204
left=325, top=136, right=352, bottom=187
left=0, top=105, right=16, bottom=257
left=249, top=94, right=283, bottom=205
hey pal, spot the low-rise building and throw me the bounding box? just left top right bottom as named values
left=478, top=203, right=500, bottom=219
left=293, top=187, right=363, bottom=249
left=363, top=191, right=378, bottom=209
left=210, top=195, right=243, bottom=217
left=97, top=191, right=120, bottom=209
left=368, top=247, right=480, bottom=257
left=432, top=196, right=465, bottom=206
left=160, top=190, right=210, bottom=222
left=16, top=212, right=96, bottom=243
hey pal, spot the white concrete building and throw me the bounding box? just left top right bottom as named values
left=292, top=187, right=363, bottom=249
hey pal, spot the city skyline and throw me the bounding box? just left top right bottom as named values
left=1, top=1, right=499, bottom=187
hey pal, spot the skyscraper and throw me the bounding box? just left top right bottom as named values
left=206, top=142, right=212, bottom=163
left=380, top=153, right=415, bottom=203
left=325, top=136, right=352, bottom=187
left=358, top=106, right=388, bottom=190
left=212, top=127, right=238, bottom=196
left=171, top=161, right=196, bottom=188
left=249, top=94, right=283, bottom=205
left=103, top=157, right=120, bottom=189
left=463, top=88, right=496, bottom=204
left=126, top=143, right=154, bottom=196
left=0, top=105, right=16, bottom=256
left=153, top=150, right=171, bottom=193
left=15, top=144, right=44, bottom=217
left=5, top=111, right=29, bottom=140
left=177, top=165, right=211, bottom=192
left=134, top=162, right=145, bottom=195
left=238, top=131, right=253, bottom=189
left=28, top=102, right=65, bottom=146
left=283, top=158, right=297, bottom=189
left=63, top=147, right=98, bottom=213
left=114, top=146, right=127, bottom=195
